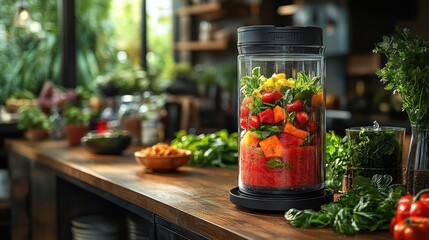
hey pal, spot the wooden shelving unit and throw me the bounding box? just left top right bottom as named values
left=175, top=1, right=232, bottom=55
left=174, top=39, right=228, bottom=51
left=176, top=1, right=222, bottom=16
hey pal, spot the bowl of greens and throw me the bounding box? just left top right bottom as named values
left=81, top=130, right=131, bottom=155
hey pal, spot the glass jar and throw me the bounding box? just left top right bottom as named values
left=140, top=92, right=165, bottom=146
left=100, top=96, right=120, bottom=131
left=406, top=125, right=429, bottom=195
left=118, top=95, right=142, bottom=145
left=237, top=26, right=326, bottom=195
left=344, top=124, right=405, bottom=192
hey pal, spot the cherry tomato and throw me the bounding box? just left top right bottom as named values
left=240, top=118, right=248, bottom=129
left=261, top=92, right=274, bottom=103
left=286, top=99, right=303, bottom=112
left=271, top=90, right=283, bottom=101
left=240, top=106, right=250, bottom=118
left=247, top=115, right=260, bottom=129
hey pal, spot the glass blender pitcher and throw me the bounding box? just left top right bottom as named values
left=230, top=25, right=333, bottom=211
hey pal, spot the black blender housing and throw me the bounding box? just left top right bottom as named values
left=229, top=25, right=333, bottom=212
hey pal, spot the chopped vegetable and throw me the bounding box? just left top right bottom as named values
left=284, top=121, right=309, bottom=140
left=311, top=92, right=324, bottom=107
left=273, top=105, right=286, bottom=123
left=259, top=135, right=283, bottom=158
left=239, top=67, right=323, bottom=189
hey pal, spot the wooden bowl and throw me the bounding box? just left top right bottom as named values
left=134, top=149, right=191, bottom=171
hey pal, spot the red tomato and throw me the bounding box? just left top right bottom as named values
left=410, top=201, right=429, bottom=219
left=393, top=217, right=429, bottom=240
left=295, top=111, right=310, bottom=128
left=396, top=195, right=413, bottom=222
left=308, top=120, right=316, bottom=133
left=272, top=90, right=283, bottom=101
left=247, top=115, right=260, bottom=129
left=261, top=92, right=274, bottom=103
left=240, top=119, right=248, bottom=129
left=286, top=99, right=303, bottom=112
left=419, top=193, right=429, bottom=210
left=240, top=106, right=250, bottom=119
left=258, top=108, right=275, bottom=124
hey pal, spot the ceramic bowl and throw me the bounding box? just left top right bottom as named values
left=81, top=130, right=131, bottom=155
left=134, top=149, right=191, bottom=171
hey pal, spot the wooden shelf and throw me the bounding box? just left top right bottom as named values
left=174, top=40, right=228, bottom=51
left=176, top=2, right=222, bottom=16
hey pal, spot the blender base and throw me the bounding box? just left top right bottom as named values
left=229, top=187, right=334, bottom=212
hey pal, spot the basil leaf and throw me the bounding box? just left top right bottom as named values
left=267, top=158, right=283, bottom=169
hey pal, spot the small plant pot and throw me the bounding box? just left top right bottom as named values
left=64, top=124, right=87, bottom=146
left=25, top=128, right=49, bottom=141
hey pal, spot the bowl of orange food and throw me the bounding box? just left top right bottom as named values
left=134, top=143, right=191, bottom=171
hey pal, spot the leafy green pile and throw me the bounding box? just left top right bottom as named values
left=325, top=131, right=350, bottom=192
left=170, top=129, right=238, bottom=168
left=285, top=175, right=405, bottom=235
left=373, top=28, right=429, bottom=126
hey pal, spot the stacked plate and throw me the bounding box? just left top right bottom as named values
left=126, top=213, right=151, bottom=240
left=71, top=215, right=125, bottom=240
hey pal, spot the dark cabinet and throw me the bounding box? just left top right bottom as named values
left=8, top=150, right=206, bottom=240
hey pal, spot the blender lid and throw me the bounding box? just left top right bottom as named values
left=237, top=25, right=323, bottom=47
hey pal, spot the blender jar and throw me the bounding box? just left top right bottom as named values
left=231, top=26, right=332, bottom=211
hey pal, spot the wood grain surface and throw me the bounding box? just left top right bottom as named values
left=5, top=139, right=392, bottom=240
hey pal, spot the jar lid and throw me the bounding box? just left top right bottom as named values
left=237, top=25, right=323, bottom=47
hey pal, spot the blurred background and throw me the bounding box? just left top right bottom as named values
left=1, top=0, right=428, bottom=139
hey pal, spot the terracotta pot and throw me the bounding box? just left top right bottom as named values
left=64, top=124, right=87, bottom=146
left=25, top=128, right=49, bottom=141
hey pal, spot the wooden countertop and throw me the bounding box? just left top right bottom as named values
left=5, top=139, right=391, bottom=240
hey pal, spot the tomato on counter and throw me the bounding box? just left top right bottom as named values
left=391, top=189, right=429, bottom=240
left=393, top=217, right=429, bottom=240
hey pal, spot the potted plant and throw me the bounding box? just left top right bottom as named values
left=373, top=28, right=429, bottom=194
left=63, top=104, right=89, bottom=146
left=17, top=105, right=51, bottom=140
left=96, top=64, right=149, bottom=97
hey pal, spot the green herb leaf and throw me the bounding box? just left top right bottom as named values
left=374, top=28, right=429, bottom=126
left=284, top=174, right=405, bottom=235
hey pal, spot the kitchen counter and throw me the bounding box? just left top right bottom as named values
left=5, top=139, right=391, bottom=240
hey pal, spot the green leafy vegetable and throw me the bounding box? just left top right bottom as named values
left=285, top=174, right=406, bottom=235
left=240, top=66, right=264, bottom=97
left=17, top=105, right=52, bottom=130
left=170, top=129, right=238, bottom=168
left=325, top=130, right=350, bottom=192
left=373, top=28, right=429, bottom=126
left=267, top=157, right=294, bottom=169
